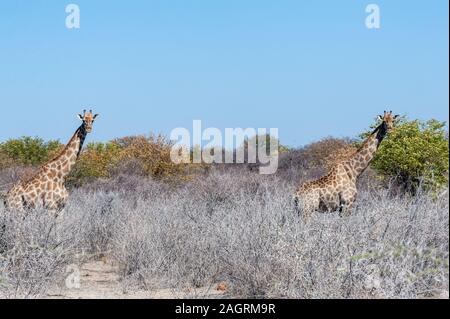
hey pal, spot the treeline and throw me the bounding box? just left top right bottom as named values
left=0, top=118, right=448, bottom=193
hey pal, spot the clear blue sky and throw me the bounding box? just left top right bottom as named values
left=0, top=0, right=448, bottom=147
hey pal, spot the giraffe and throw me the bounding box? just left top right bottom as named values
left=2, top=110, right=98, bottom=213
left=293, top=111, right=398, bottom=220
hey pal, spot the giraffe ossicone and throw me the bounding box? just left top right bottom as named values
left=3, top=110, right=99, bottom=213
left=294, top=111, right=399, bottom=221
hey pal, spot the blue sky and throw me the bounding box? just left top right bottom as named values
left=0, top=0, right=448, bottom=147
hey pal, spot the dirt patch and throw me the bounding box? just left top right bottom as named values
left=46, top=259, right=226, bottom=299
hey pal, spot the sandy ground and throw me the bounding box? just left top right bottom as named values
left=46, top=259, right=227, bottom=299
left=43, top=259, right=450, bottom=300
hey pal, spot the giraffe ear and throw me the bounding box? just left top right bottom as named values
left=77, top=114, right=84, bottom=121
left=394, top=114, right=400, bottom=119
left=93, top=114, right=99, bottom=120
left=377, top=115, right=383, bottom=121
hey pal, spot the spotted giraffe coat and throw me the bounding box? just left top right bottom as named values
left=294, top=112, right=397, bottom=220
left=3, top=111, right=97, bottom=212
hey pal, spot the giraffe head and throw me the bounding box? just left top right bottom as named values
left=378, top=110, right=399, bottom=132
left=77, top=110, right=99, bottom=133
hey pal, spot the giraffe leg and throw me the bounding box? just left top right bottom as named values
left=21, top=194, right=37, bottom=212
left=60, top=187, right=69, bottom=209
left=297, top=194, right=319, bottom=223
left=54, top=198, right=67, bottom=216
left=43, top=197, right=62, bottom=215
left=340, top=200, right=354, bottom=216
left=302, top=203, right=315, bottom=223
left=44, top=188, right=68, bottom=216
left=53, top=187, right=69, bottom=215
left=4, top=187, right=24, bottom=212
left=339, top=189, right=357, bottom=217
left=293, top=195, right=301, bottom=216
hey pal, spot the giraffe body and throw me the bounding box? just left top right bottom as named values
left=294, top=111, right=398, bottom=220
left=3, top=110, right=98, bottom=213
left=295, top=164, right=357, bottom=216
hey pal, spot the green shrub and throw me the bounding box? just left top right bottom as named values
left=0, top=151, right=14, bottom=170
left=361, top=118, right=449, bottom=192
left=66, top=142, right=122, bottom=187
left=0, top=137, right=62, bottom=167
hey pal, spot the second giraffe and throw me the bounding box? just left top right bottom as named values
left=293, top=111, right=398, bottom=220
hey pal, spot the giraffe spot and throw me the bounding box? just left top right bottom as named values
left=48, top=170, right=57, bottom=179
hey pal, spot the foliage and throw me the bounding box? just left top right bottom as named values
left=0, top=151, right=14, bottom=170
left=360, top=118, right=449, bottom=192
left=0, top=137, right=62, bottom=167
left=1, top=116, right=448, bottom=193
left=66, top=142, right=122, bottom=187
left=67, top=135, right=189, bottom=187
left=115, top=134, right=186, bottom=179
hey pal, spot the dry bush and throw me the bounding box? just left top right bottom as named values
left=113, top=135, right=187, bottom=179
left=0, top=167, right=447, bottom=299
left=40, top=169, right=445, bottom=299
left=277, top=138, right=356, bottom=184
left=105, top=172, right=448, bottom=298
left=322, top=144, right=357, bottom=169
left=0, top=166, right=38, bottom=194
left=67, top=135, right=194, bottom=187
left=108, top=158, right=147, bottom=177
left=0, top=170, right=449, bottom=298
left=300, top=137, right=355, bottom=169
left=0, top=208, right=82, bottom=298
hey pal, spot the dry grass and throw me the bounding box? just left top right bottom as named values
left=0, top=168, right=448, bottom=299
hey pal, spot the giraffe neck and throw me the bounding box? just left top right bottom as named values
left=45, top=124, right=88, bottom=179
left=347, top=122, right=388, bottom=177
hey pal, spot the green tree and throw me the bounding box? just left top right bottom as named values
left=360, top=118, right=449, bottom=192
left=0, top=136, right=62, bottom=167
